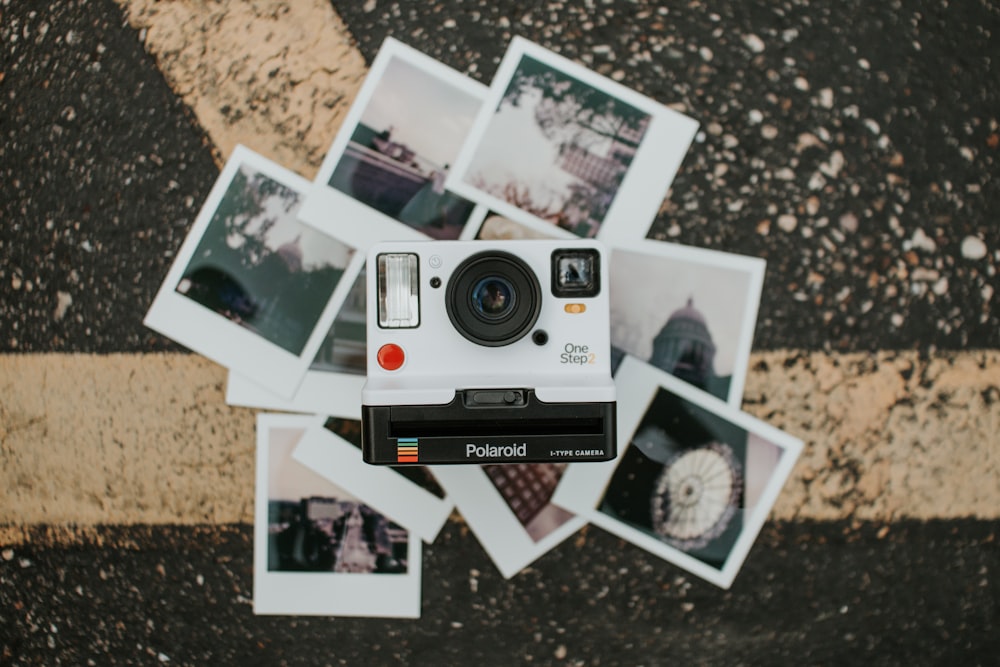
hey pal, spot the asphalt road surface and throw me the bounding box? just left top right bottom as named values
left=2, top=521, right=997, bottom=665
left=1, top=1, right=998, bottom=665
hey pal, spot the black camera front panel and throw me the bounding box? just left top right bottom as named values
left=361, top=390, right=617, bottom=465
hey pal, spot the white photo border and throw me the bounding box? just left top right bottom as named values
left=227, top=258, right=364, bottom=418
left=292, top=421, right=454, bottom=543
left=446, top=36, right=699, bottom=244
left=298, top=37, right=490, bottom=248
left=226, top=367, right=366, bottom=420
left=430, top=464, right=586, bottom=579
left=609, top=238, right=766, bottom=407
left=253, top=413, right=422, bottom=617
left=551, top=356, right=802, bottom=589
left=143, top=145, right=363, bottom=399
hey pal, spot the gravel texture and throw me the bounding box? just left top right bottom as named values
left=1, top=0, right=218, bottom=353
left=2, top=1, right=996, bottom=353
left=333, top=0, right=999, bottom=353
left=1, top=520, right=998, bottom=665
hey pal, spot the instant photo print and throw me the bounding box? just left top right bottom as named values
left=361, top=239, right=617, bottom=466
left=476, top=211, right=561, bottom=241
left=253, top=413, right=421, bottom=617
left=609, top=239, right=766, bottom=406
left=291, top=416, right=454, bottom=543
left=447, top=36, right=698, bottom=242
left=431, top=463, right=586, bottom=579
left=144, top=145, right=362, bottom=398
left=552, top=356, right=802, bottom=589
left=226, top=266, right=368, bottom=419
left=298, top=37, right=489, bottom=248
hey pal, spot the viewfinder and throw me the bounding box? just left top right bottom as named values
left=551, top=248, right=601, bottom=298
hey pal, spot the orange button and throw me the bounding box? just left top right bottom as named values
left=377, top=343, right=405, bottom=371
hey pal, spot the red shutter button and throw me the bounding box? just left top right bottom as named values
left=377, top=343, right=405, bottom=371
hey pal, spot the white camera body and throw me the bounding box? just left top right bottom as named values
left=361, top=239, right=616, bottom=465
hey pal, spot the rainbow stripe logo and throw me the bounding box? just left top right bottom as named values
left=396, top=438, right=419, bottom=463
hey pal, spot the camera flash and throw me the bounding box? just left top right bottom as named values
left=377, top=253, right=419, bottom=328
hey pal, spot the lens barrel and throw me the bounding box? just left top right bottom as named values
left=446, top=251, right=541, bottom=347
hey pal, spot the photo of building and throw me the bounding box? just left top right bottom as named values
left=268, top=496, right=408, bottom=574
left=610, top=247, right=755, bottom=402
left=175, top=164, right=353, bottom=355
left=327, top=56, right=482, bottom=238
left=461, top=54, right=651, bottom=238
left=483, top=463, right=575, bottom=543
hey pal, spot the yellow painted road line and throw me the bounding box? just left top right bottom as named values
left=116, top=0, right=368, bottom=177
left=1, top=354, right=256, bottom=533
left=746, top=350, right=1000, bottom=521
left=2, top=351, right=997, bottom=545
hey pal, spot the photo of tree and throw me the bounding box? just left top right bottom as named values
left=175, top=164, right=354, bottom=355
left=462, top=55, right=651, bottom=238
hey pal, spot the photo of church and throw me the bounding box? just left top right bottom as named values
left=609, top=246, right=761, bottom=403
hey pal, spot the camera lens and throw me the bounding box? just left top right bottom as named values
left=446, top=251, right=541, bottom=347
left=471, top=277, right=516, bottom=319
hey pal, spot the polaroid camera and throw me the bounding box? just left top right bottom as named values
left=361, top=239, right=617, bottom=465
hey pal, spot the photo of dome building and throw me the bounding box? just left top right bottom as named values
left=609, top=246, right=758, bottom=403
left=648, top=297, right=732, bottom=400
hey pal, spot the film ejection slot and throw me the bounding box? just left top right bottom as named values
left=463, top=389, right=526, bottom=407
